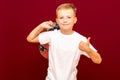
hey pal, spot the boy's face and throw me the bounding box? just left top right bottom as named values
left=56, top=9, right=77, bottom=31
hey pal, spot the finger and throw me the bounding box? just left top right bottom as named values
left=45, top=21, right=53, bottom=28
left=48, top=20, right=54, bottom=26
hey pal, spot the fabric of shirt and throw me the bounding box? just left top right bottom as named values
left=38, top=30, right=97, bottom=80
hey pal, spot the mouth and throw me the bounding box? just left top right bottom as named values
left=62, top=24, right=69, bottom=26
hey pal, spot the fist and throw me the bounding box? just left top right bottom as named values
left=79, top=37, right=91, bottom=51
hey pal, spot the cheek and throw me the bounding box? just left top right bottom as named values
left=57, top=20, right=62, bottom=24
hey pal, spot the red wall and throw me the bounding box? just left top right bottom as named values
left=0, top=0, right=120, bottom=80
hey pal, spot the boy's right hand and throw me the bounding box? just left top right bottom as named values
left=40, top=21, right=54, bottom=31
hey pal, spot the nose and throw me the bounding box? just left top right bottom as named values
left=63, top=18, right=67, bottom=23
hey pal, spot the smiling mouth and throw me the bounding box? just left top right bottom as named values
left=62, top=24, right=69, bottom=25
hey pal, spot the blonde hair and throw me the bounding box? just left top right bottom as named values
left=56, top=3, right=77, bottom=16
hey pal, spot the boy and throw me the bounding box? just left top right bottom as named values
left=27, top=3, right=102, bottom=80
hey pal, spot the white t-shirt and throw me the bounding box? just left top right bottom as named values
left=38, top=30, right=97, bottom=80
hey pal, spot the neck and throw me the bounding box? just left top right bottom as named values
left=60, top=30, right=74, bottom=35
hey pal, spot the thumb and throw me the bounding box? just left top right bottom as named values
left=87, top=37, right=91, bottom=43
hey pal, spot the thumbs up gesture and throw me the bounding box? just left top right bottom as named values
left=79, top=37, right=91, bottom=52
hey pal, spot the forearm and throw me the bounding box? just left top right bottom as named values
left=26, top=24, right=45, bottom=43
left=85, top=47, right=102, bottom=64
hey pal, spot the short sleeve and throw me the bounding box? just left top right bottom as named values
left=38, top=32, right=50, bottom=44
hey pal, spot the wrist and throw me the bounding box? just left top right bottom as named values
left=38, top=24, right=46, bottom=31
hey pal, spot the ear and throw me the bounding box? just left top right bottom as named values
left=74, top=17, right=77, bottom=24
left=56, top=18, right=58, bottom=24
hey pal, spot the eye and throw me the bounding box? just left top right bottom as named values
left=67, top=16, right=71, bottom=19
left=59, top=17, right=63, bottom=19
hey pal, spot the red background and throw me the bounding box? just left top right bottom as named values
left=0, top=0, right=120, bottom=80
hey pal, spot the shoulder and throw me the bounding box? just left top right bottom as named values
left=41, top=30, right=60, bottom=38
left=74, top=31, right=87, bottom=40
left=39, top=30, right=58, bottom=36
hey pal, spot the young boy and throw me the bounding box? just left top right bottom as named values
left=27, top=3, right=102, bottom=80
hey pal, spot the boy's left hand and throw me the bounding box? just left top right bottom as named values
left=79, top=37, right=91, bottom=52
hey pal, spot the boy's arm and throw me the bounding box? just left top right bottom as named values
left=26, top=21, right=54, bottom=43
left=79, top=37, right=102, bottom=64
